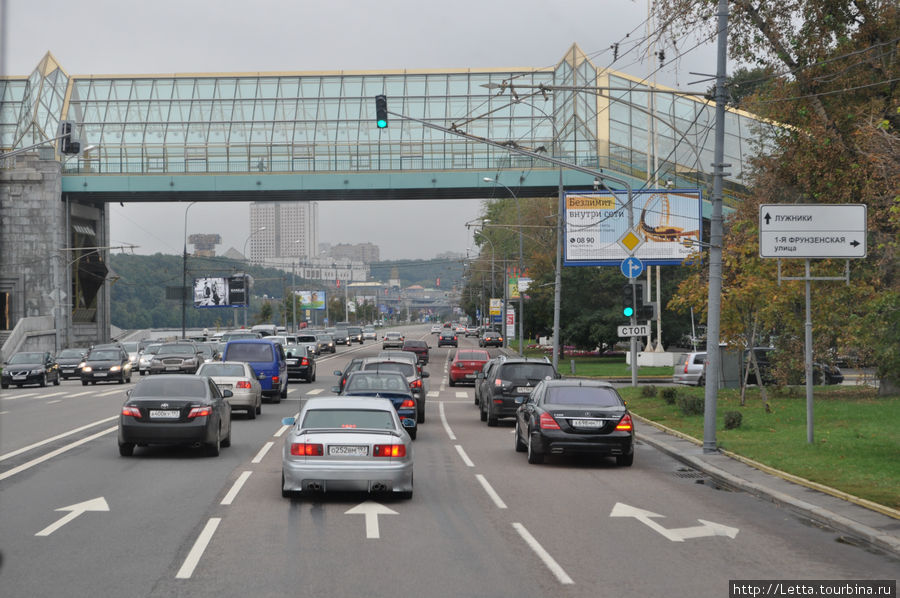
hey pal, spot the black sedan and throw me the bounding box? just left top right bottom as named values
left=81, top=346, right=133, bottom=385
left=1, top=351, right=60, bottom=388
left=285, top=344, right=317, bottom=382
left=514, top=379, right=634, bottom=466
left=118, top=375, right=233, bottom=457
left=437, top=329, right=458, bottom=347
left=479, top=331, right=503, bottom=347
left=56, top=348, right=88, bottom=380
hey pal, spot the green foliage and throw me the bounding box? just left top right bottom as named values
left=641, top=384, right=657, bottom=397
left=724, top=410, right=743, bottom=430
left=676, top=394, right=704, bottom=416
left=660, top=387, right=679, bottom=404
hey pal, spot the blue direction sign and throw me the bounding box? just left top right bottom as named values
left=620, top=256, right=645, bottom=279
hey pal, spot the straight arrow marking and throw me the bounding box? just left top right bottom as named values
left=609, top=502, right=738, bottom=542
left=36, top=497, right=110, bottom=537
left=345, top=501, right=398, bottom=539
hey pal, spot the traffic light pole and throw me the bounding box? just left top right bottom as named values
left=630, top=280, right=638, bottom=387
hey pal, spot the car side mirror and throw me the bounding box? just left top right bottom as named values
left=222, top=389, right=233, bottom=398
left=421, top=371, right=430, bottom=378
left=282, top=416, right=296, bottom=426
left=331, top=386, right=340, bottom=393
left=333, top=370, right=343, bottom=376
left=514, top=396, right=525, bottom=405
left=476, top=372, right=484, bottom=379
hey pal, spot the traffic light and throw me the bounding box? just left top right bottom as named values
left=639, top=301, right=657, bottom=321
left=58, top=120, right=80, bottom=155
left=375, top=95, right=388, bottom=128
left=621, top=283, right=636, bottom=318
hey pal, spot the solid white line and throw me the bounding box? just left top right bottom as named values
left=252, top=441, right=274, bottom=463
left=475, top=474, right=507, bottom=509
left=0, top=426, right=117, bottom=481
left=221, top=471, right=252, bottom=505
left=512, top=522, right=574, bottom=585
left=0, top=416, right=118, bottom=462
left=439, top=402, right=456, bottom=441
left=175, top=518, right=221, bottom=579
left=455, top=445, right=474, bottom=467
left=46, top=400, right=62, bottom=404
left=0, top=411, right=8, bottom=415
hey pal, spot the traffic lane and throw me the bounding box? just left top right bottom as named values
left=149, top=406, right=577, bottom=598
left=444, top=400, right=898, bottom=595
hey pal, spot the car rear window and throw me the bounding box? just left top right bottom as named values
left=199, top=363, right=246, bottom=377
left=134, top=377, right=207, bottom=397
left=403, top=341, right=426, bottom=349
left=500, top=363, right=556, bottom=380
left=302, top=409, right=396, bottom=430
left=297, top=336, right=318, bottom=343
left=545, top=386, right=622, bottom=407
left=89, top=350, right=120, bottom=360
left=457, top=351, right=488, bottom=361
left=226, top=343, right=274, bottom=362
left=345, top=373, right=408, bottom=392
left=363, top=362, right=414, bottom=377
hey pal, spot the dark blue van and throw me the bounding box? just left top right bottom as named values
left=222, top=339, right=288, bottom=402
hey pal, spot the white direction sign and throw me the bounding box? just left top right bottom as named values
left=345, top=501, right=397, bottom=539
left=610, top=502, right=739, bottom=542
left=759, top=204, right=867, bottom=258
left=618, top=324, right=649, bottom=337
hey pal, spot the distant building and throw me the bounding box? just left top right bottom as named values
left=327, top=242, right=380, bottom=263
left=249, top=201, right=318, bottom=266
left=188, top=234, right=221, bottom=257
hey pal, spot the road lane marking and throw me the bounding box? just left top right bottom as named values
left=70, top=391, right=93, bottom=397
left=439, top=402, right=456, bottom=440
left=42, top=391, right=66, bottom=398
left=274, top=425, right=289, bottom=438
left=175, top=518, right=220, bottom=579
left=427, top=391, right=439, bottom=398
left=0, top=426, right=117, bottom=482
left=455, top=391, right=467, bottom=398
left=306, top=388, right=324, bottom=395
left=221, top=471, right=252, bottom=505
left=35, top=497, right=109, bottom=537
left=0, top=411, right=7, bottom=415
left=475, top=474, right=507, bottom=509
left=512, top=522, right=574, bottom=585
left=454, top=445, right=474, bottom=467
left=252, top=442, right=274, bottom=463
left=0, top=416, right=118, bottom=463
left=47, top=400, right=62, bottom=404
left=97, top=388, right=125, bottom=397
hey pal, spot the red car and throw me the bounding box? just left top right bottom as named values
left=448, top=349, right=490, bottom=386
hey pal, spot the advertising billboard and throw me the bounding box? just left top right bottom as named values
left=296, top=290, right=326, bottom=310
left=563, top=189, right=703, bottom=266
left=192, top=275, right=248, bottom=308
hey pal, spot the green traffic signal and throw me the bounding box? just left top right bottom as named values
left=623, top=306, right=634, bottom=317
left=375, top=95, right=388, bottom=128
left=377, top=118, right=387, bottom=128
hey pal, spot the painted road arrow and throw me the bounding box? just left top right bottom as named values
left=35, top=497, right=110, bottom=537
left=609, top=502, right=738, bottom=542
left=345, top=501, right=398, bottom=539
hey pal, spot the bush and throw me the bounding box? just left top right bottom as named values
left=724, top=411, right=743, bottom=429
left=641, top=385, right=657, bottom=397
left=660, top=387, right=679, bottom=404
left=676, top=395, right=704, bottom=416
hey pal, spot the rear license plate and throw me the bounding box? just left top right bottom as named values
left=286, top=359, right=298, bottom=365
left=217, top=384, right=233, bottom=390
left=328, top=445, right=368, bottom=457
left=516, top=387, right=533, bottom=394
left=150, top=410, right=180, bottom=419
left=571, top=419, right=603, bottom=428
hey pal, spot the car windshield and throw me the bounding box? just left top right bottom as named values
left=157, top=344, right=197, bottom=356
left=345, top=373, right=408, bottom=392
left=502, top=363, right=556, bottom=380
left=122, top=342, right=139, bottom=352
left=197, top=345, right=214, bottom=357
left=226, top=343, right=274, bottom=361
left=301, top=409, right=396, bottom=430
left=198, top=363, right=246, bottom=377
left=9, top=352, right=43, bottom=363
left=144, top=345, right=161, bottom=354
left=297, top=336, right=317, bottom=343
left=363, top=362, right=414, bottom=377
left=133, top=377, right=207, bottom=397
left=404, top=341, right=426, bottom=349
left=457, top=351, right=488, bottom=361
left=89, top=350, right=121, bottom=360
left=57, top=349, right=84, bottom=358
left=545, top=387, right=622, bottom=407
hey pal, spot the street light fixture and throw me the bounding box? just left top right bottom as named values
left=242, top=226, right=267, bottom=327
left=484, top=176, right=524, bottom=354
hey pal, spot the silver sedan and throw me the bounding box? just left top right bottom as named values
left=281, top=397, right=414, bottom=499
left=196, top=361, right=263, bottom=418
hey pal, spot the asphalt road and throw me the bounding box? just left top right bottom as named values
left=1, top=326, right=895, bottom=598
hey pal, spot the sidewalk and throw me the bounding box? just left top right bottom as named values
left=634, top=415, right=900, bottom=558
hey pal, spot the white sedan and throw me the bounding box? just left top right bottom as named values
left=281, top=397, right=414, bottom=499
left=196, top=361, right=262, bottom=418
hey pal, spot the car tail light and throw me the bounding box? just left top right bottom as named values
left=400, top=399, right=416, bottom=408
left=272, top=376, right=280, bottom=385
left=539, top=412, right=560, bottom=430
left=187, top=406, right=211, bottom=418
left=236, top=380, right=252, bottom=389
left=290, top=443, right=324, bottom=456
left=121, top=406, right=141, bottom=417
left=373, top=444, right=407, bottom=457
left=453, top=336, right=457, bottom=341
left=498, top=337, right=503, bottom=342
left=301, top=357, right=309, bottom=366
left=410, top=379, right=422, bottom=389
left=684, top=362, right=689, bottom=374
left=615, top=414, right=634, bottom=431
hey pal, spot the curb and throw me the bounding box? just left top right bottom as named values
left=633, top=414, right=900, bottom=558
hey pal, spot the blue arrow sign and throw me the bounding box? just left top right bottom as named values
left=620, top=256, right=644, bottom=279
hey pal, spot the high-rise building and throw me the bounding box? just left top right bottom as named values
left=248, top=201, right=318, bottom=265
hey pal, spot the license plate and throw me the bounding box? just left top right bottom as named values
left=63, top=368, right=75, bottom=373
left=286, top=359, right=298, bottom=365
left=571, top=419, right=603, bottom=428
left=328, top=445, right=368, bottom=457
left=149, top=410, right=180, bottom=419
left=95, top=372, right=107, bottom=377
left=12, top=375, right=26, bottom=380
left=516, top=387, right=533, bottom=394
left=165, top=366, right=180, bottom=371
left=465, top=374, right=476, bottom=378
left=217, top=384, right=233, bottom=390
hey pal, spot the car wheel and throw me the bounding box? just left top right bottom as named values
left=53, top=375, right=60, bottom=386
left=280, top=383, right=288, bottom=399
left=91, top=381, right=97, bottom=385
left=697, top=375, right=705, bottom=387
left=206, top=429, right=221, bottom=457
left=82, top=380, right=88, bottom=386
left=140, top=370, right=146, bottom=376
left=448, top=377, right=455, bottom=387
left=221, top=424, right=232, bottom=448
left=256, top=401, right=262, bottom=415
left=40, top=374, right=47, bottom=388
left=527, top=432, right=544, bottom=464
left=247, top=405, right=257, bottom=419
left=0, top=383, right=7, bottom=389
left=408, top=427, right=417, bottom=440
left=616, top=452, right=634, bottom=467
left=118, top=442, right=135, bottom=457
left=514, top=421, right=527, bottom=452
left=281, top=472, right=294, bottom=499
left=480, top=402, right=487, bottom=421
left=486, top=403, right=498, bottom=427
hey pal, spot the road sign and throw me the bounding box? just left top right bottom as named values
left=618, top=324, right=649, bottom=337
left=759, top=204, right=867, bottom=258
left=620, top=256, right=645, bottom=279
left=617, top=228, right=644, bottom=254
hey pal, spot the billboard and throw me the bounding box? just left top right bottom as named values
left=564, top=189, right=703, bottom=266
left=296, top=290, right=326, bottom=310
left=193, top=275, right=248, bottom=308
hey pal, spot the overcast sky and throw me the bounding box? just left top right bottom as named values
left=4, top=0, right=720, bottom=260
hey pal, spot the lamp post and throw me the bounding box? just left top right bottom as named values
left=242, top=226, right=266, bottom=327
left=182, top=201, right=198, bottom=340
left=474, top=228, right=495, bottom=330
left=484, top=177, right=524, bottom=355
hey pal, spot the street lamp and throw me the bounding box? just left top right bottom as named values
left=242, top=226, right=266, bottom=327
left=484, top=176, right=524, bottom=355
left=182, top=201, right=198, bottom=339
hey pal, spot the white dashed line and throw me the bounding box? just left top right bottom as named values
left=454, top=445, right=474, bottom=467
left=512, top=522, right=574, bottom=585
left=0, top=416, right=118, bottom=463
left=427, top=391, right=439, bottom=398
left=175, top=518, right=221, bottom=579
left=439, top=401, right=456, bottom=440
left=455, top=391, right=468, bottom=398
left=306, top=388, right=324, bottom=395
left=46, top=400, right=62, bottom=404
left=70, top=391, right=93, bottom=397
left=475, top=474, right=507, bottom=509
left=221, top=471, right=252, bottom=505
left=252, top=442, right=274, bottom=463
left=274, top=425, right=290, bottom=438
